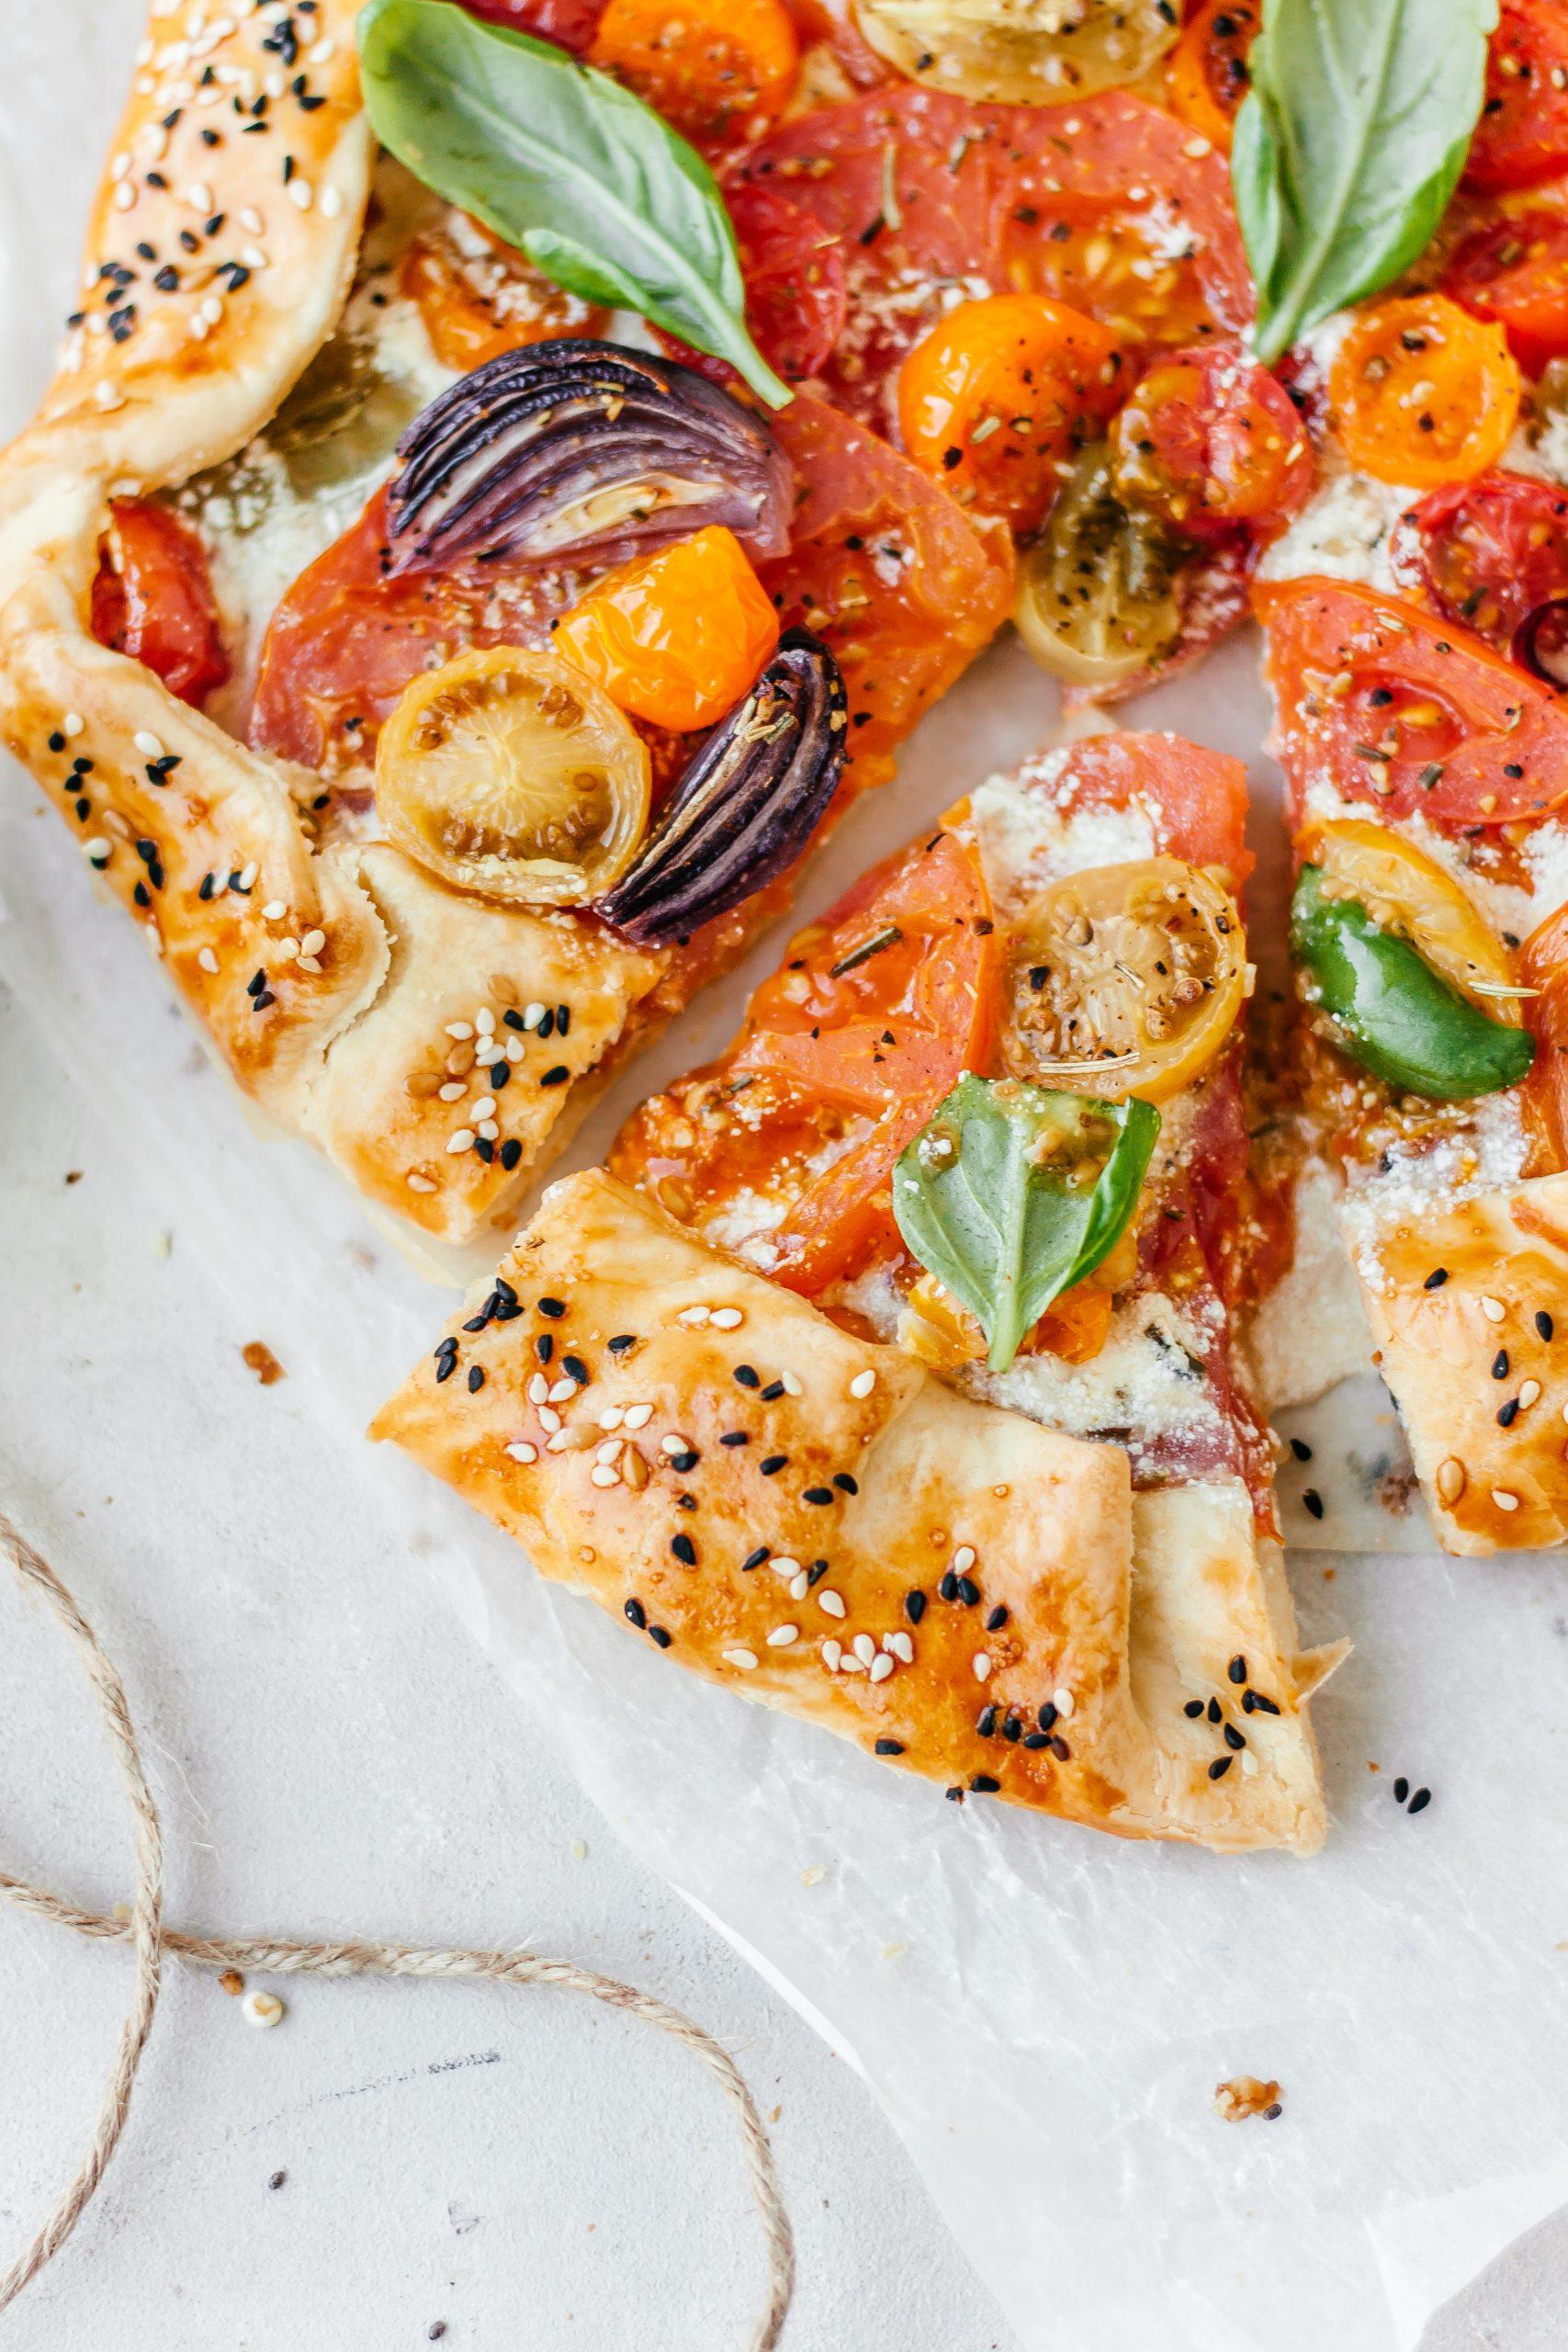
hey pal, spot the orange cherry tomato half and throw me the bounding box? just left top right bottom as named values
left=551, top=526, right=781, bottom=733
left=1256, top=575, right=1568, bottom=833
left=1164, top=0, right=1258, bottom=152
left=609, top=827, right=998, bottom=1293
left=1404, top=469, right=1568, bottom=650
left=89, top=499, right=229, bottom=707
left=1108, top=342, right=1313, bottom=537
left=588, top=0, right=799, bottom=147
left=1327, top=293, right=1523, bottom=489
left=1521, top=901, right=1568, bottom=1167
left=897, top=293, right=1123, bottom=531
left=1444, top=208, right=1568, bottom=377
left=399, top=215, right=607, bottom=370
left=1464, top=0, right=1568, bottom=193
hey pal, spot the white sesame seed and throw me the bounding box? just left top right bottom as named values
left=771, top=1555, right=801, bottom=1577
left=321, top=186, right=344, bottom=220
left=242, top=1989, right=284, bottom=2028
left=188, top=180, right=214, bottom=212
left=790, top=1572, right=809, bottom=1600
left=677, top=1305, right=711, bottom=1327
left=839, top=1651, right=865, bottom=1674
left=299, top=927, right=325, bottom=956
left=475, top=1008, right=495, bottom=1035
left=953, top=1545, right=976, bottom=1574
left=308, top=32, right=337, bottom=61
left=62, top=713, right=85, bottom=738
left=623, top=1404, right=653, bottom=1430
left=523, top=1001, right=546, bottom=1028
left=1482, top=1296, right=1506, bottom=1322
left=200, top=295, right=224, bottom=327
left=1492, top=1487, right=1520, bottom=1510
left=1053, top=1686, right=1075, bottom=1717
left=446, top=1128, right=476, bottom=1154
left=722, top=1648, right=760, bottom=1671
left=597, top=1406, right=625, bottom=1430
left=505, top=1441, right=538, bottom=1464
left=1519, top=1380, right=1541, bottom=1409
left=852, top=1634, right=876, bottom=1668
left=237, top=863, right=257, bottom=891
left=869, top=1654, right=894, bottom=1683
left=113, top=183, right=137, bottom=211
left=660, top=1432, right=690, bottom=1455
left=594, top=1438, right=623, bottom=1464
left=477, top=1120, right=500, bottom=1143
left=767, top=1624, right=798, bottom=1647
left=885, top=1631, right=914, bottom=1664
left=276, top=938, right=300, bottom=963
left=504, top=1035, right=525, bottom=1063
left=84, top=835, right=112, bottom=862
left=240, top=207, right=265, bottom=232
left=527, top=1373, right=549, bottom=1404
left=710, top=1306, right=743, bottom=1329
left=547, top=1376, right=576, bottom=1404
left=469, top=1094, right=496, bottom=1120
left=406, top=1173, right=436, bottom=1194
left=821, top=1640, right=843, bottom=1671
left=538, top=1407, right=561, bottom=1434
left=197, top=946, right=219, bottom=974
left=288, top=177, right=314, bottom=210
left=545, top=1430, right=570, bottom=1452
left=438, top=1081, right=466, bottom=1102
left=850, top=1370, right=876, bottom=1398
left=133, top=729, right=165, bottom=759
left=781, top=1371, right=804, bottom=1396
left=817, top=1589, right=846, bottom=1617
left=261, top=899, right=287, bottom=921
left=94, top=380, right=126, bottom=411
left=972, top=1652, right=992, bottom=1683
left=446, top=1021, right=474, bottom=1039
left=589, top=1464, right=620, bottom=1488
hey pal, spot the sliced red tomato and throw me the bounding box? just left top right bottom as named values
left=1464, top=0, right=1568, bottom=193
left=732, top=86, right=1250, bottom=431
left=1400, top=469, right=1568, bottom=650
left=89, top=499, right=229, bottom=707
left=1445, top=207, right=1568, bottom=376
left=1109, top=341, right=1314, bottom=538
left=609, top=827, right=997, bottom=1292
left=1522, top=901, right=1568, bottom=1166
left=728, top=182, right=848, bottom=386
left=451, top=0, right=605, bottom=52
left=757, top=391, right=1014, bottom=794
left=1256, top=576, right=1568, bottom=831
left=1032, top=729, right=1253, bottom=877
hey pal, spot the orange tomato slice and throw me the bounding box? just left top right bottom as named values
left=589, top=0, right=798, bottom=147
left=897, top=293, right=1123, bottom=532
left=1164, top=0, right=1259, bottom=153
left=400, top=215, right=607, bottom=371
left=1327, top=294, right=1522, bottom=489
left=552, top=526, right=780, bottom=732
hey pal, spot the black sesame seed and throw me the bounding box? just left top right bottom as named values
left=474, top=1136, right=495, bottom=1165
left=742, top=1547, right=769, bottom=1572
left=1537, top=1310, right=1554, bottom=1342
left=48, top=731, right=65, bottom=752
left=434, top=1357, right=457, bottom=1385
left=1498, top=1398, right=1520, bottom=1428
left=490, top=1062, right=510, bottom=1088
left=939, top=1570, right=960, bottom=1602
left=1002, top=1714, right=1021, bottom=1744
left=1037, top=1702, right=1058, bottom=1732
left=1393, top=1776, right=1409, bottom=1802
left=759, top=1453, right=787, bottom=1476
left=833, top=1473, right=858, bottom=1495
left=1407, top=1786, right=1431, bottom=1814
left=1302, top=1489, right=1325, bottom=1521
left=1207, top=1697, right=1222, bottom=1724
left=561, top=1354, right=589, bottom=1385
left=1289, top=1436, right=1314, bottom=1462
left=1492, top=1349, right=1509, bottom=1380
left=720, top=1430, right=750, bottom=1448
left=969, top=1773, right=999, bottom=1794
left=462, top=1310, right=491, bottom=1335
left=499, top=1139, right=524, bottom=1170
left=874, top=1738, right=904, bottom=1757
left=807, top=1561, right=829, bottom=1586
left=503, top=1007, right=526, bottom=1030
left=945, top=1787, right=964, bottom=1804
left=671, top=1533, right=697, bottom=1566
left=467, top=1365, right=484, bottom=1393
left=1424, top=1267, right=1449, bottom=1290
left=1224, top=1722, right=1246, bottom=1751
left=1183, top=1699, right=1204, bottom=1718
left=670, top=1450, right=699, bottom=1473
left=734, top=1364, right=761, bottom=1388
left=803, top=1486, right=834, bottom=1505
left=976, top=1704, right=998, bottom=1737
left=536, top=1007, right=555, bottom=1040
left=1228, top=1655, right=1247, bottom=1684
left=625, top=1598, right=647, bottom=1629
left=986, top=1605, right=1009, bottom=1632
left=1046, top=1735, right=1070, bottom=1761
left=956, top=1577, right=980, bottom=1606
left=1208, top=1756, right=1233, bottom=1781
left=904, top=1589, right=926, bottom=1623
left=1246, top=1690, right=1280, bottom=1716
left=538, top=1297, right=565, bottom=1317
left=760, top=1379, right=785, bottom=1401
left=536, top=1334, right=554, bottom=1363
left=608, top=1334, right=637, bottom=1353
left=539, top=1065, right=570, bottom=1086
left=1021, top=1732, right=1049, bottom=1749
left=649, top=1625, right=672, bottom=1649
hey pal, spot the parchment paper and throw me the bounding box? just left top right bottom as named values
left=5, top=13, right=1568, bottom=2346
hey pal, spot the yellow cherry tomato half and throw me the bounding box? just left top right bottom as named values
left=897, top=294, right=1124, bottom=533
left=854, top=0, right=1179, bottom=106
left=1327, top=294, right=1523, bottom=490
left=1012, top=445, right=1185, bottom=686
left=1002, top=855, right=1247, bottom=1102
left=375, top=645, right=650, bottom=906
left=1301, top=817, right=1525, bottom=1022
left=589, top=0, right=799, bottom=144
left=552, top=526, right=781, bottom=734
left=897, top=1266, right=1115, bottom=1370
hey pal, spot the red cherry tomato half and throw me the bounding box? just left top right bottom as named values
left=1463, top=0, right=1568, bottom=192
left=89, top=499, right=229, bottom=707
left=728, top=180, right=849, bottom=385
left=1109, top=342, right=1314, bottom=538
left=1256, top=575, right=1568, bottom=832
left=450, top=0, right=605, bottom=52
left=1402, top=468, right=1568, bottom=649
left=1445, top=207, right=1568, bottom=376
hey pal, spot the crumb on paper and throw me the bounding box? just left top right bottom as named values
left=1378, top=1466, right=1418, bottom=1517
left=63, top=1170, right=82, bottom=1186
left=1214, top=2075, right=1282, bottom=2122
left=152, top=1230, right=172, bottom=1260
left=570, top=1838, right=588, bottom=1860
left=801, top=1865, right=828, bottom=1887
left=242, top=1341, right=285, bottom=1385
left=243, top=1989, right=286, bottom=2029
left=219, top=1968, right=244, bottom=1996
left=880, top=1940, right=908, bottom=1962
left=268, top=2170, right=287, bottom=2191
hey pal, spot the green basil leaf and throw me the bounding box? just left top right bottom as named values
left=1234, top=0, right=1496, bottom=366
left=356, top=0, right=793, bottom=408
left=891, top=1074, right=1160, bottom=1375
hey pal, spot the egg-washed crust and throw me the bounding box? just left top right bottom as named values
left=372, top=1170, right=1341, bottom=1852
left=1357, top=1172, right=1568, bottom=1556
left=0, top=4, right=853, bottom=1252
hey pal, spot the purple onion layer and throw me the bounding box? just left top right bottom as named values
left=598, top=631, right=848, bottom=947
left=385, top=339, right=792, bottom=576
left=1514, top=596, right=1568, bottom=690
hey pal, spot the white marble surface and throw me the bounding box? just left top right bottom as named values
left=4, top=978, right=1568, bottom=2351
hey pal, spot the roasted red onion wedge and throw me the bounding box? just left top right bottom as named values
left=385, top=340, right=792, bottom=576
left=1515, top=597, right=1568, bottom=690
left=598, top=631, right=847, bottom=946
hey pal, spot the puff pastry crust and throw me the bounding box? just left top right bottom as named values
left=1356, top=1172, right=1568, bottom=1555
left=373, top=1169, right=1339, bottom=1851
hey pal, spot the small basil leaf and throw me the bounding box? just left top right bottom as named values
left=1234, top=0, right=1495, bottom=366
left=892, top=1073, right=1160, bottom=1374
left=356, top=0, right=794, bottom=409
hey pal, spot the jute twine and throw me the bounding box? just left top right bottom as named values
left=0, top=1508, right=795, bottom=2344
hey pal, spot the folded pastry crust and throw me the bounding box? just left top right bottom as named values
left=1355, top=1172, right=1568, bottom=1555
left=373, top=1170, right=1338, bottom=1852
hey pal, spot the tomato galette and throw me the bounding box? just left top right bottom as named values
left=376, top=730, right=1343, bottom=1850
